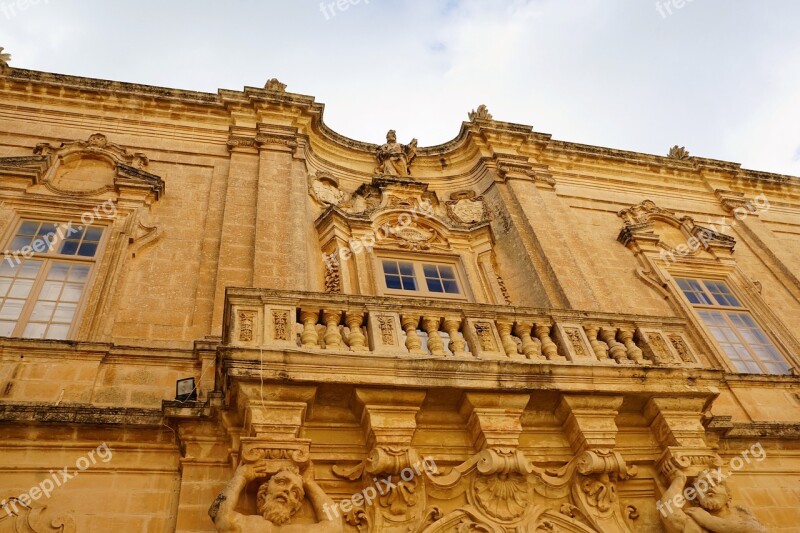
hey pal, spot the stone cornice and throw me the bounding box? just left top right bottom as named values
left=2, top=67, right=798, bottom=187
left=0, top=402, right=164, bottom=426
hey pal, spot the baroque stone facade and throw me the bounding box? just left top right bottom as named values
left=0, top=63, right=799, bottom=533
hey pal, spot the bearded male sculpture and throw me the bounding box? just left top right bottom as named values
left=210, top=462, right=342, bottom=532
left=657, top=469, right=766, bottom=532
left=375, top=129, right=417, bottom=178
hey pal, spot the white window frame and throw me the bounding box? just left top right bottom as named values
left=673, top=276, right=791, bottom=375
left=374, top=252, right=472, bottom=301
left=0, top=217, right=108, bottom=340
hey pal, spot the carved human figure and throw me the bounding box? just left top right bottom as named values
left=658, top=470, right=766, bottom=533
left=210, top=462, right=342, bottom=532
left=375, top=130, right=417, bottom=177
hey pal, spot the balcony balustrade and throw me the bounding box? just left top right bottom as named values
left=223, top=289, right=701, bottom=368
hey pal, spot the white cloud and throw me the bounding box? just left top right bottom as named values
left=0, top=0, right=798, bottom=175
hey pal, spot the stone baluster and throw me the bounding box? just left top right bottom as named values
left=401, top=315, right=425, bottom=355
left=534, top=323, right=560, bottom=360
left=599, top=327, right=628, bottom=363
left=444, top=317, right=467, bottom=357
left=300, top=309, right=320, bottom=348
left=322, top=310, right=343, bottom=349
left=497, top=320, right=522, bottom=358
left=345, top=312, right=367, bottom=351
left=618, top=327, right=644, bottom=364
left=423, top=316, right=445, bottom=356
left=514, top=322, right=543, bottom=360
left=584, top=325, right=609, bottom=362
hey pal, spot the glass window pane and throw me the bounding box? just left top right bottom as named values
left=398, top=262, right=414, bottom=276
left=0, top=279, right=10, bottom=297
left=59, top=240, right=80, bottom=255
left=38, top=281, right=63, bottom=301
left=22, top=322, right=47, bottom=339
left=77, top=242, right=98, bottom=257
left=44, top=324, right=70, bottom=340
left=53, top=303, right=77, bottom=323
left=422, top=264, right=438, bottom=278
left=84, top=227, right=103, bottom=241
left=29, top=301, right=56, bottom=322
left=385, top=275, right=402, bottom=289
left=0, top=300, right=25, bottom=320
left=60, top=283, right=84, bottom=303
left=426, top=278, right=444, bottom=293
left=400, top=276, right=417, bottom=291
left=68, top=266, right=90, bottom=282
left=9, top=236, right=32, bottom=251
left=0, top=321, right=14, bottom=336
left=442, top=279, right=460, bottom=294
left=8, top=279, right=34, bottom=299
left=382, top=261, right=399, bottom=275
left=19, top=261, right=42, bottom=278
left=438, top=266, right=456, bottom=280
left=18, top=221, right=40, bottom=236
left=47, top=263, right=69, bottom=281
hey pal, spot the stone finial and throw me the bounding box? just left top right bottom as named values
left=668, top=145, right=690, bottom=160
left=265, top=78, right=287, bottom=92
left=468, top=104, right=493, bottom=121
left=0, top=47, right=10, bottom=74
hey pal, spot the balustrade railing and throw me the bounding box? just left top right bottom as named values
left=224, top=289, right=700, bottom=368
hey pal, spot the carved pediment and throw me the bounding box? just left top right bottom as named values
left=617, top=200, right=735, bottom=255
left=0, top=133, right=164, bottom=202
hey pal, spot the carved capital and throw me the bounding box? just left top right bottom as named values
left=556, top=395, right=623, bottom=453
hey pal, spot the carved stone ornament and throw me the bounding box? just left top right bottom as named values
left=468, top=104, right=493, bottom=121
left=238, top=311, right=256, bottom=342
left=210, top=441, right=342, bottom=532
left=375, top=130, right=418, bottom=178
left=310, top=171, right=347, bottom=207
left=447, top=191, right=489, bottom=226
left=657, top=466, right=767, bottom=533
left=667, top=145, right=690, bottom=160
left=0, top=495, right=76, bottom=533
left=264, top=78, right=287, bottom=92
left=0, top=47, right=10, bottom=74
left=10, top=133, right=165, bottom=200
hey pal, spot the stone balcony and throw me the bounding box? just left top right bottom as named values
left=222, top=289, right=703, bottom=370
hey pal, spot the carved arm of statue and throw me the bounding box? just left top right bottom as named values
left=302, top=462, right=343, bottom=532
left=210, top=462, right=269, bottom=532
left=684, top=507, right=767, bottom=533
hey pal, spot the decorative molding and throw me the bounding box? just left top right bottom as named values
left=0, top=47, right=10, bottom=74
left=264, top=78, right=287, bottom=92
left=667, top=145, right=690, bottom=160
left=468, top=104, right=493, bottom=121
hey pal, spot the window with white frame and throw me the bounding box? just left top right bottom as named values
left=0, top=219, right=105, bottom=340
left=675, top=277, right=790, bottom=375
left=379, top=257, right=467, bottom=299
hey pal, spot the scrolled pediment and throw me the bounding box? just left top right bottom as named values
left=0, top=133, right=164, bottom=203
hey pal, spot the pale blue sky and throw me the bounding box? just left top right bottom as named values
left=2, top=0, right=799, bottom=175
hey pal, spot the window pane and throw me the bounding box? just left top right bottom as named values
left=53, top=303, right=77, bottom=323
left=59, top=240, right=80, bottom=255
left=68, top=266, right=90, bottom=282
left=442, top=279, right=460, bottom=294
left=422, top=264, right=438, bottom=278
left=675, top=277, right=713, bottom=305
left=426, top=278, right=444, bottom=293
left=61, top=283, right=84, bottom=303
left=439, top=266, right=456, bottom=280
left=18, top=221, right=41, bottom=236
left=400, top=275, right=417, bottom=291
left=8, top=279, right=34, bottom=299
left=45, top=324, right=70, bottom=340
left=84, top=227, right=103, bottom=241
left=19, top=261, right=42, bottom=278
left=38, top=281, right=63, bottom=301
left=9, top=236, right=32, bottom=251
left=77, top=242, right=98, bottom=257
left=22, top=322, right=47, bottom=339
left=0, top=300, right=24, bottom=320
left=382, top=260, right=399, bottom=275
left=386, top=274, right=402, bottom=289
left=0, top=321, right=14, bottom=336
left=703, top=280, right=741, bottom=307
left=29, top=301, right=56, bottom=322
left=398, top=262, right=414, bottom=276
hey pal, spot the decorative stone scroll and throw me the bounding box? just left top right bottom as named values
left=0, top=495, right=76, bottom=533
